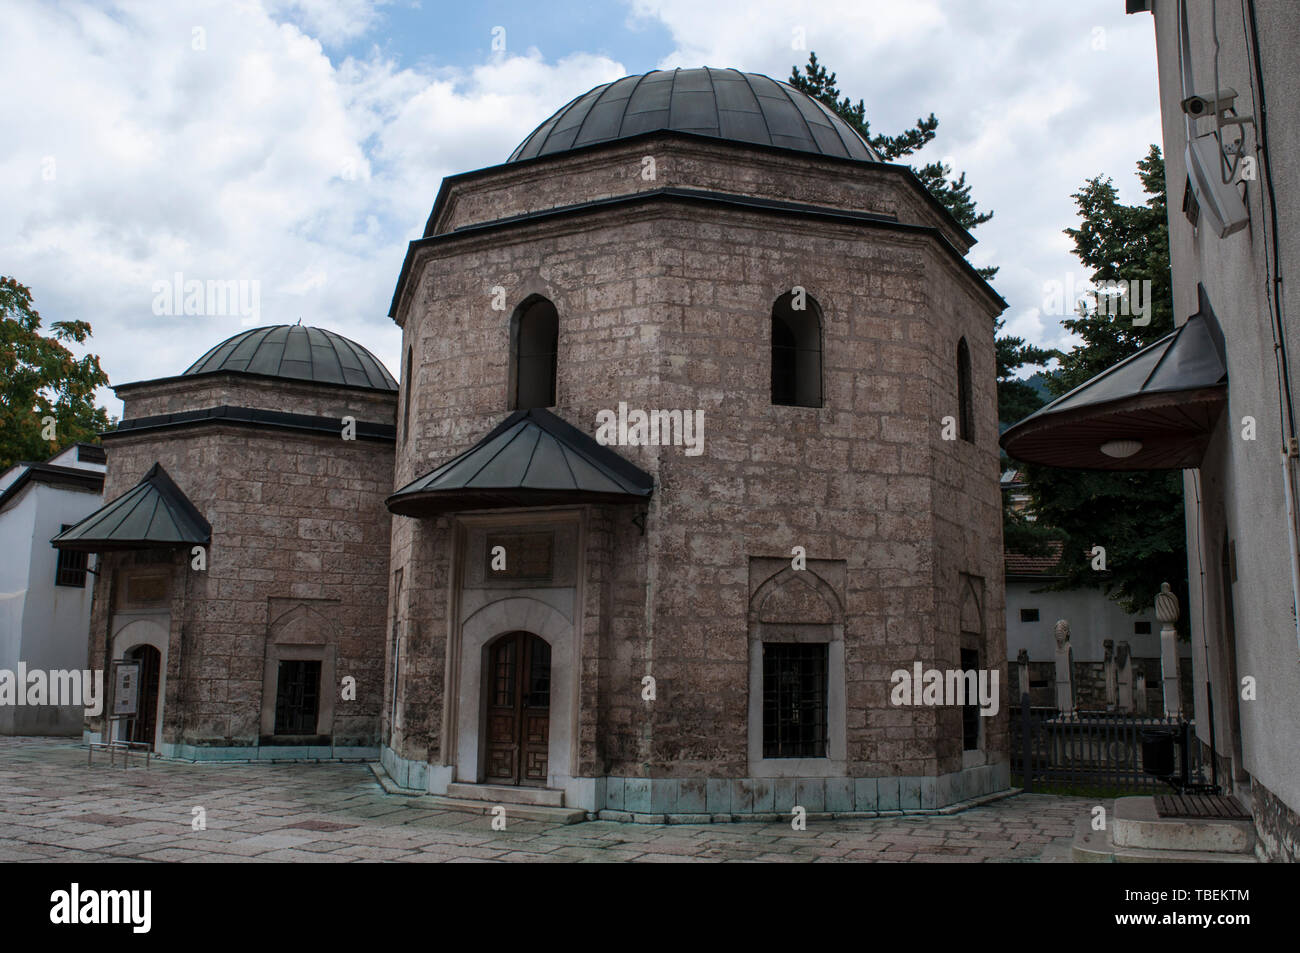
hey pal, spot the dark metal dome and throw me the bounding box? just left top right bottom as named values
left=183, top=325, right=397, bottom=391
left=508, top=67, right=881, bottom=163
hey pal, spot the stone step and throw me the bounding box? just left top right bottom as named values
left=367, top=763, right=585, bottom=824
left=445, top=782, right=565, bottom=807
left=1072, top=817, right=1256, bottom=863
left=1113, top=796, right=1254, bottom=853
left=424, top=795, right=586, bottom=825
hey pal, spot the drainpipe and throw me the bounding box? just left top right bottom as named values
left=1284, top=449, right=1300, bottom=654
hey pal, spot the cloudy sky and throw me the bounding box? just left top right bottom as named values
left=1, top=0, right=1163, bottom=417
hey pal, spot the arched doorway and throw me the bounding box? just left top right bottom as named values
left=483, top=631, right=551, bottom=786
left=126, top=644, right=161, bottom=748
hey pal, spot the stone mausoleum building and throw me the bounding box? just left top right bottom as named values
left=62, top=325, right=397, bottom=758
left=381, top=68, right=1008, bottom=818
left=62, top=68, right=1008, bottom=820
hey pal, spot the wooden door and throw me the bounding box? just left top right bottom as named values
left=484, top=632, right=551, bottom=786
left=128, top=645, right=161, bottom=748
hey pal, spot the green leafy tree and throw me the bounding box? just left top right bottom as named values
left=1017, top=146, right=1187, bottom=614
left=0, top=277, right=111, bottom=473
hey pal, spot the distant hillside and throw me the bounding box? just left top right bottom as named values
left=999, top=371, right=1056, bottom=433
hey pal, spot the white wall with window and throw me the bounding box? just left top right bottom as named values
left=1005, top=580, right=1181, bottom=663
left=0, top=445, right=105, bottom=734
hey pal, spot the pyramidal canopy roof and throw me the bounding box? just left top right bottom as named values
left=183, top=325, right=397, bottom=391
left=387, top=408, right=654, bottom=516
left=508, top=67, right=882, bottom=164
left=1000, top=285, right=1228, bottom=470
left=52, top=463, right=211, bottom=552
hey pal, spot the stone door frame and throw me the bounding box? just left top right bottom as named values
left=109, top=614, right=170, bottom=751
left=444, top=508, right=585, bottom=790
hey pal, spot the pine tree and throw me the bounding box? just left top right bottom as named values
left=789, top=52, right=992, bottom=234
left=789, top=53, right=1044, bottom=414
left=1016, top=146, right=1188, bottom=615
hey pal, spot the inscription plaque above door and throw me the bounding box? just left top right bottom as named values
left=485, top=531, right=554, bottom=581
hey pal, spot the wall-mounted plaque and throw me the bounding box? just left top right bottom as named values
left=113, top=660, right=141, bottom=717
left=125, top=574, right=168, bottom=606
left=485, top=532, right=554, bottom=581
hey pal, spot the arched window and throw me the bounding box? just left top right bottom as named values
left=511, top=296, right=558, bottom=409
left=957, top=337, right=974, bottom=442
left=401, top=345, right=413, bottom=444
left=771, top=291, right=823, bottom=407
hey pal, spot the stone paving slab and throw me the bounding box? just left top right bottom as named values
left=0, top=738, right=1089, bottom=863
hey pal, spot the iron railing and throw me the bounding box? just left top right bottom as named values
left=1011, top=696, right=1204, bottom=793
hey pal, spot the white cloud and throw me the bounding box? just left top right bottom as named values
left=1, top=0, right=1165, bottom=422
left=629, top=0, right=1165, bottom=363
left=1, top=0, right=625, bottom=416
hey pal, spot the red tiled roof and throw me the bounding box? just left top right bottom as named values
left=1005, top=540, right=1064, bottom=576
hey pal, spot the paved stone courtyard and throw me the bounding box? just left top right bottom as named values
left=0, top=738, right=1086, bottom=862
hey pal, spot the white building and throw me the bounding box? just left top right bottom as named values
left=0, top=444, right=106, bottom=734
left=1005, top=0, right=1300, bottom=861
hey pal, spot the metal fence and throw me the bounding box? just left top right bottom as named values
left=1011, top=698, right=1203, bottom=793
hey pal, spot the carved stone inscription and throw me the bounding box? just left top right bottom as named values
left=486, top=531, right=554, bottom=581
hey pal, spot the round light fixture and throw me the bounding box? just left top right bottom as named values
left=1100, top=439, right=1143, bottom=459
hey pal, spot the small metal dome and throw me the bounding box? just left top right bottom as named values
left=183, top=325, right=397, bottom=391
left=508, top=67, right=881, bottom=163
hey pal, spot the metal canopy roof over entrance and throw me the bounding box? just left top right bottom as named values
left=387, top=408, right=654, bottom=516
left=51, top=462, right=212, bottom=552
left=1000, top=285, right=1229, bottom=470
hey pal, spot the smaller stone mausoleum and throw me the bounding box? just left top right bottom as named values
left=62, top=325, right=397, bottom=759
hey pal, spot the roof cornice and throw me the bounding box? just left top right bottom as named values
left=101, top=405, right=397, bottom=444
left=418, top=130, right=974, bottom=246
left=0, top=463, right=104, bottom=513
left=391, top=184, right=1004, bottom=322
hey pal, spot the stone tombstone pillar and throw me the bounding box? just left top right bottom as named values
left=1156, top=582, right=1183, bottom=719
left=1053, top=619, right=1075, bottom=716
left=1134, top=670, right=1148, bottom=716
left=1017, top=648, right=1031, bottom=700
left=1116, top=641, right=1134, bottom=712
left=1103, top=639, right=1117, bottom=710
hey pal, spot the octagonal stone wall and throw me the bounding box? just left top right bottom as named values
left=383, top=138, right=1005, bottom=814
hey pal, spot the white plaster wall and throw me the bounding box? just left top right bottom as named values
left=1151, top=0, right=1300, bottom=812
left=17, top=484, right=100, bottom=733
left=0, top=491, right=38, bottom=733
left=1005, top=582, right=1182, bottom=661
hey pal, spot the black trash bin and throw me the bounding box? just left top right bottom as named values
left=1140, top=726, right=1178, bottom=777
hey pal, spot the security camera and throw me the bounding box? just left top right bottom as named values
left=1181, top=88, right=1238, bottom=117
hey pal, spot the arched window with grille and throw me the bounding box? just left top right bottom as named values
left=511, top=296, right=558, bottom=409
left=957, top=337, right=974, bottom=442
left=771, top=291, right=823, bottom=407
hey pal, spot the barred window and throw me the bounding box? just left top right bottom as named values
left=274, top=660, right=322, bottom=735
left=762, top=642, right=828, bottom=758
left=55, top=526, right=87, bottom=588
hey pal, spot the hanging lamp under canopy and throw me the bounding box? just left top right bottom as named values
left=1000, top=285, right=1228, bottom=470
